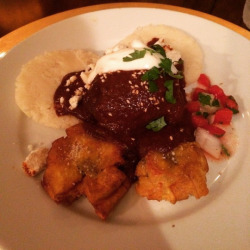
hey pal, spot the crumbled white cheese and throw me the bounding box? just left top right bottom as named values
left=80, top=71, right=88, bottom=83
left=74, top=87, right=83, bottom=96
left=70, top=75, right=77, bottom=82
left=60, top=97, right=64, bottom=104
left=23, top=147, right=49, bottom=176
left=65, top=79, right=71, bottom=86
left=69, top=95, right=82, bottom=110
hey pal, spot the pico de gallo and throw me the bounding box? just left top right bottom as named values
left=187, top=73, right=239, bottom=159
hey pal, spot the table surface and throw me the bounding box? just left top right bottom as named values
left=0, top=2, right=249, bottom=55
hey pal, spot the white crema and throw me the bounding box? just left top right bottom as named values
left=87, top=40, right=164, bottom=84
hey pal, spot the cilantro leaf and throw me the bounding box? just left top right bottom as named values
left=146, top=116, right=167, bottom=132
left=212, top=99, right=220, bottom=107
left=221, top=144, right=230, bottom=157
left=198, top=93, right=211, bottom=106
left=148, top=81, right=158, bottom=92
left=167, top=71, right=184, bottom=79
left=123, top=50, right=146, bottom=62
left=141, top=66, right=160, bottom=81
left=164, top=80, right=176, bottom=104
left=159, top=58, right=183, bottom=79
left=159, top=58, right=172, bottom=74
left=150, top=44, right=166, bottom=57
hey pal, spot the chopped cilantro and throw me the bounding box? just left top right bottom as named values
left=196, top=111, right=209, bottom=118
left=168, top=71, right=184, bottom=79
left=150, top=44, right=166, bottom=57
left=123, top=49, right=146, bottom=62
left=146, top=116, right=167, bottom=132
left=212, top=99, right=220, bottom=107
left=142, top=67, right=160, bottom=92
left=142, top=66, right=160, bottom=82
left=148, top=81, right=158, bottom=92
left=221, top=144, right=230, bottom=157
left=159, top=58, right=172, bottom=74
left=229, top=107, right=239, bottom=114
left=159, top=58, right=183, bottom=79
left=202, top=112, right=209, bottom=118
left=198, top=93, right=211, bottom=106
left=164, top=80, right=176, bottom=104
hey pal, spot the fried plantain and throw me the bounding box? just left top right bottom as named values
left=135, top=142, right=209, bottom=203
left=42, top=123, right=134, bottom=219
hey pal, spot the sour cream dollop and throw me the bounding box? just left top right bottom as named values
left=87, top=40, right=164, bottom=84
left=86, top=39, right=182, bottom=84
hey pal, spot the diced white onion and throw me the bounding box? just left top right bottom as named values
left=195, top=127, right=221, bottom=159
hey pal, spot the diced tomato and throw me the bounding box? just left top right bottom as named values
left=198, top=74, right=211, bottom=89
left=191, top=88, right=206, bottom=101
left=202, top=124, right=226, bottom=137
left=192, top=115, right=208, bottom=127
left=213, top=108, right=233, bottom=124
left=186, top=101, right=200, bottom=113
left=207, top=85, right=226, bottom=101
left=225, top=95, right=239, bottom=114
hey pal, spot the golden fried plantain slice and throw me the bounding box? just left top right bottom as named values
left=135, top=142, right=209, bottom=203
left=42, top=123, right=128, bottom=207
left=81, top=167, right=131, bottom=219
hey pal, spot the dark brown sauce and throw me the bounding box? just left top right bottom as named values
left=54, top=56, right=195, bottom=179
left=54, top=69, right=194, bottom=150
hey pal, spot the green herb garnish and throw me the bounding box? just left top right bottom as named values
left=123, top=49, right=146, bottom=62
left=164, top=80, right=176, bottom=104
left=141, top=66, right=160, bottom=92
left=141, top=66, right=160, bottom=82
left=198, top=93, right=211, bottom=106
left=146, top=116, right=167, bottom=132
left=148, top=81, right=158, bottom=92
left=212, top=99, right=220, bottom=107
left=160, top=58, right=183, bottom=79
left=221, top=144, right=230, bottom=157
left=150, top=44, right=166, bottom=57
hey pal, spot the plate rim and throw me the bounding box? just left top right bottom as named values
left=0, top=2, right=249, bottom=55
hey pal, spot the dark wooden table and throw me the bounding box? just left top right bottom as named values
left=0, top=0, right=248, bottom=38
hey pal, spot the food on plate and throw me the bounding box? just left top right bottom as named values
left=187, top=73, right=239, bottom=158
left=15, top=25, right=239, bottom=220
left=15, top=25, right=203, bottom=130
left=135, top=142, right=209, bottom=203
left=42, top=122, right=137, bottom=219
left=15, top=50, right=99, bottom=129
left=118, top=24, right=203, bottom=85
left=23, top=147, right=49, bottom=176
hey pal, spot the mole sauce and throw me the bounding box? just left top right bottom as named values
left=54, top=67, right=195, bottom=158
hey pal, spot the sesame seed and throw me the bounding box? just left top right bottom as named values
left=108, top=112, right=112, bottom=116
left=126, top=99, right=130, bottom=104
left=180, top=128, right=184, bottom=132
left=169, top=136, right=173, bottom=141
left=144, top=108, right=148, bottom=112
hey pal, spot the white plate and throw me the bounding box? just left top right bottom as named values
left=0, top=6, right=249, bottom=250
